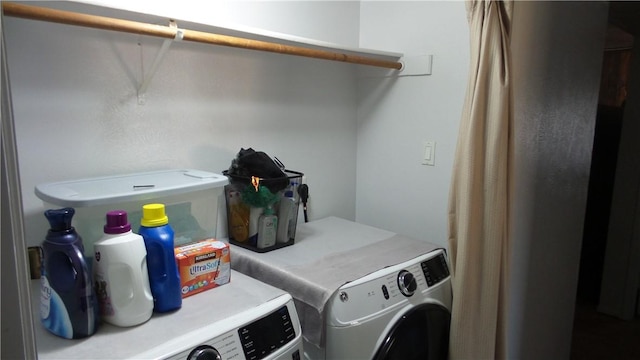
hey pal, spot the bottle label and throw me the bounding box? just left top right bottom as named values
left=40, top=276, right=73, bottom=339
left=257, top=215, right=277, bottom=248
left=40, top=276, right=52, bottom=319
left=94, top=273, right=115, bottom=316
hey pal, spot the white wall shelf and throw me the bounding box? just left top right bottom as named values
left=2, top=1, right=405, bottom=74
left=3, top=1, right=415, bottom=102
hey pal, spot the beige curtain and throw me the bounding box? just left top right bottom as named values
left=447, top=1, right=513, bottom=359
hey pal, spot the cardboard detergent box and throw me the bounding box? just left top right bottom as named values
left=174, top=239, right=231, bottom=298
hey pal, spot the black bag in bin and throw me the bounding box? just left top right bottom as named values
left=224, top=148, right=289, bottom=193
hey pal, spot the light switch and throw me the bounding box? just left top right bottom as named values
left=422, top=141, right=436, bottom=166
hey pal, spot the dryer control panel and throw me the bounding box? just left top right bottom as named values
left=421, top=253, right=450, bottom=287
left=327, top=249, right=452, bottom=326
left=395, top=253, right=449, bottom=298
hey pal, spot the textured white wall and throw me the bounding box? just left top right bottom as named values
left=5, top=1, right=361, bottom=248
left=356, top=1, right=468, bottom=248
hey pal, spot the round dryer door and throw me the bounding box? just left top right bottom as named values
left=372, top=303, right=451, bottom=360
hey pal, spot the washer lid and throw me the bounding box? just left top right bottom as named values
left=34, top=271, right=291, bottom=359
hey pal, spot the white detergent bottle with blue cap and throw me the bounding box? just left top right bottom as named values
left=93, top=210, right=153, bottom=327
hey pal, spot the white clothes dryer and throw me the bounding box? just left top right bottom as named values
left=320, top=249, right=451, bottom=359
left=32, top=271, right=304, bottom=360
left=231, top=216, right=452, bottom=360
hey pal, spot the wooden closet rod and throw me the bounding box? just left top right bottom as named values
left=2, top=2, right=403, bottom=70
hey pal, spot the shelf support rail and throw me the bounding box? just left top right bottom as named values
left=137, top=20, right=182, bottom=104
left=2, top=2, right=404, bottom=75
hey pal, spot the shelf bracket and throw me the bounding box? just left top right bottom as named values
left=399, top=54, right=433, bottom=76
left=137, top=20, right=183, bottom=105
left=358, top=54, right=433, bottom=79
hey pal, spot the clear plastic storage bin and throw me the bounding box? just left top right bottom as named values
left=35, top=169, right=228, bottom=256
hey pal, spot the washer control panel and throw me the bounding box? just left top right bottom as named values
left=239, top=305, right=297, bottom=360
left=187, top=345, right=222, bottom=360
left=168, top=305, right=298, bottom=360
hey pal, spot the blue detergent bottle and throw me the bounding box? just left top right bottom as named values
left=138, top=203, right=182, bottom=312
left=40, top=208, right=98, bottom=339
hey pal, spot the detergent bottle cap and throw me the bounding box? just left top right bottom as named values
left=264, top=206, right=275, bottom=216
left=104, top=210, right=132, bottom=234
left=45, top=207, right=75, bottom=232
left=140, top=203, right=169, bottom=227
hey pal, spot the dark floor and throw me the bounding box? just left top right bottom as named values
left=570, top=300, right=640, bottom=360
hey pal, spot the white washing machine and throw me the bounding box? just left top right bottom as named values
left=231, top=217, right=452, bottom=360
left=31, top=271, right=304, bottom=360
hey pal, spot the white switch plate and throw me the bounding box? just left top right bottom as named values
left=422, top=141, right=436, bottom=166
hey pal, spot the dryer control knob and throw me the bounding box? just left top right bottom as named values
left=187, top=345, right=222, bottom=360
left=397, top=270, right=417, bottom=297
